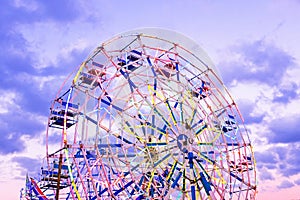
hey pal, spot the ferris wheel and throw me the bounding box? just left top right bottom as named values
left=21, top=28, right=257, bottom=200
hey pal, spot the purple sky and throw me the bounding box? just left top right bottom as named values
left=1, top=0, right=300, bottom=199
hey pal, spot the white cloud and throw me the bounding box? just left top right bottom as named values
left=0, top=90, right=20, bottom=114
left=15, top=19, right=104, bottom=69
left=13, top=0, right=39, bottom=11
left=230, top=81, right=275, bottom=112
left=15, top=72, right=67, bottom=91
left=20, top=134, right=47, bottom=158
left=284, top=65, right=300, bottom=87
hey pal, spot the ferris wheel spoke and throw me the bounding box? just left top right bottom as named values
left=136, top=114, right=147, bottom=135
left=152, top=153, right=172, bottom=168
left=153, top=106, right=171, bottom=127
left=113, top=180, right=135, bottom=196
left=111, top=133, right=134, bottom=145
left=195, top=124, right=208, bottom=136
left=151, top=114, right=155, bottom=135
left=123, top=120, right=146, bottom=143
left=145, top=142, right=168, bottom=147
left=165, top=99, right=177, bottom=125
left=130, top=110, right=174, bottom=141
left=119, top=69, right=137, bottom=92
left=183, top=152, right=217, bottom=200
left=190, top=117, right=204, bottom=129
left=100, top=98, right=124, bottom=112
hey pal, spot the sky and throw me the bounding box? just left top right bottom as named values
left=1, top=0, right=300, bottom=199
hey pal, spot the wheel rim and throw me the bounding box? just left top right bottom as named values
left=44, top=28, right=257, bottom=200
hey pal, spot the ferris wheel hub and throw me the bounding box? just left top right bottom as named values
left=177, top=134, right=195, bottom=153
